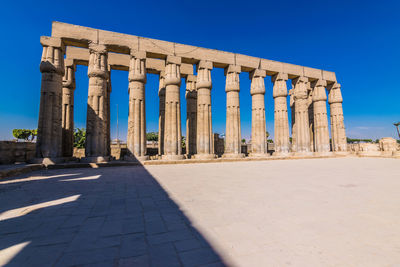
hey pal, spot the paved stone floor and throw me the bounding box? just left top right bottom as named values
left=0, top=157, right=399, bottom=266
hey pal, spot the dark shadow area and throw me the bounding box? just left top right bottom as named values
left=0, top=164, right=228, bottom=267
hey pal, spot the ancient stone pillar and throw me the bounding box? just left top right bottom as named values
left=328, top=83, right=348, bottom=153
left=105, top=69, right=111, bottom=157
left=272, top=73, right=290, bottom=156
left=289, top=89, right=296, bottom=152
left=223, top=65, right=244, bottom=158
left=83, top=43, right=109, bottom=162
left=249, top=69, right=268, bottom=157
left=307, top=85, right=314, bottom=152
left=36, top=37, right=65, bottom=163
left=292, top=77, right=312, bottom=155
left=311, top=80, right=331, bottom=154
left=61, top=59, right=75, bottom=158
left=194, top=61, right=215, bottom=159
left=162, top=56, right=184, bottom=160
left=185, top=74, right=197, bottom=157
left=158, top=72, right=165, bottom=156
left=126, top=51, right=148, bottom=161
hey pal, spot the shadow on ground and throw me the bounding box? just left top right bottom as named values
left=0, top=163, right=227, bottom=267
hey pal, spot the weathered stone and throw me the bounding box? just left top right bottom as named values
left=62, top=59, right=76, bottom=158
left=328, top=83, right=348, bottom=154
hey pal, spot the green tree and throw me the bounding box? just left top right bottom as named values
left=12, top=129, right=36, bottom=141
left=74, top=128, right=86, bottom=148
left=241, top=138, right=246, bottom=144
left=146, top=132, right=158, bottom=141
left=181, top=136, right=186, bottom=149
left=266, top=131, right=269, bottom=139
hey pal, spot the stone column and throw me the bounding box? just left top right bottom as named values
left=312, top=80, right=331, bottom=154
left=61, top=59, right=75, bottom=158
left=289, top=89, right=296, bottom=152
left=194, top=61, right=215, bottom=159
left=272, top=73, right=290, bottom=156
left=249, top=69, right=268, bottom=157
left=83, top=43, right=109, bottom=162
left=307, top=85, right=314, bottom=152
left=328, top=83, right=348, bottom=154
left=185, top=74, right=197, bottom=157
left=105, top=69, right=111, bottom=157
left=126, top=51, right=148, bottom=161
left=35, top=36, right=65, bottom=163
left=223, top=65, right=244, bottom=158
left=162, top=56, right=184, bottom=160
left=292, top=76, right=312, bottom=155
left=158, top=72, right=165, bottom=156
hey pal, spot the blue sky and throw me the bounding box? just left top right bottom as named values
left=0, top=0, right=399, bottom=141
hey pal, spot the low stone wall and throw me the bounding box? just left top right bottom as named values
left=0, top=141, right=36, bottom=164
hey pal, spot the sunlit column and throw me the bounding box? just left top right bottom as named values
left=328, top=82, right=348, bottom=154
left=162, top=56, right=184, bottom=160
left=126, top=50, right=148, bottom=161
left=312, top=79, right=331, bottom=154
left=223, top=65, right=244, bottom=158
left=35, top=36, right=65, bottom=163
left=194, top=60, right=215, bottom=159
left=292, top=76, right=312, bottom=155
left=272, top=73, right=290, bottom=156
left=249, top=69, right=268, bottom=157
left=158, top=71, right=165, bottom=157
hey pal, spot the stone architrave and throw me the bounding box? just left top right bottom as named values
left=61, top=59, right=76, bottom=158
left=36, top=36, right=65, bottom=163
left=185, top=74, right=197, bottom=157
left=223, top=65, right=244, bottom=158
left=311, top=79, right=331, bottom=154
left=272, top=73, right=290, bottom=156
left=328, top=83, right=348, bottom=154
left=162, top=56, right=184, bottom=160
left=126, top=50, right=148, bottom=161
left=83, top=43, right=109, bottom=162
left=292, top=76, right=312, bottom=155
left=194, top=61, right=215, bottom=159
left=158, top=71, right=166, bottom=156
left=249, top=69, right=268, bottom=157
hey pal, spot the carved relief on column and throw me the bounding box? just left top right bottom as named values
left=61, top=59, right=75, bottom=158
left=36, top=36, right=65, bottom=162
left=162, top=56, right=184, bottom=160
left=272, top=73, right=290, bottom=156
left=328, top=83, right=348, bottom=154
left=194, top=60, right=215, bottom=159
left=311, top=80, right=331, bottom=154
left=289, top=89, right=296, bottom=152
left=158, top=71, right=166, bottom=156
left=249, top=69, right=268, bottom=157
left=223, top=65, right=244, bottom=158
left=83, top=43, right=109, bottom=162
left=185, top=74, right=197, bottom=157
left=292, top=76, right=312, bottom=155
left=126, top=50, right=148, bottom=161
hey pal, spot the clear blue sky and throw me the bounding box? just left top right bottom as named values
left=0, top=0, right=399, bottom=141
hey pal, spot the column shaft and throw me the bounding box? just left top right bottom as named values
left=223, top=65, right=244, bottom=158
left=185, top=75, right=197, bottom=156
left=61, top=59, right=75, bottom=157
left=36, top=37, right=65, bottom=161
left=250, top=69, right=268, bottom=156
left=292, top=77, right=312, bottom=155
left=312, top=80, right=331, bottom=154
left=328, top=83, right=348, bottom=153
left=194, top=61, right=215, bottom=159
left=162, top=56, right=184, bottom=160
left=272, top=73, right=290, bottom=155
left=84, top=43, right=109, bottom=162
left=158, top=73, right=165, bottom=156
left=127, top=51, right=147, bottom=161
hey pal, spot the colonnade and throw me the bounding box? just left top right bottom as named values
left=36, top=35, right=348, bottom=164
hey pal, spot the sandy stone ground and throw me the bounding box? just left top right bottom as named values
left=0, top=157, right=399, bottom=266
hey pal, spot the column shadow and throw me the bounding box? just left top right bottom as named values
left=0, top=163, right=228, bottom=266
